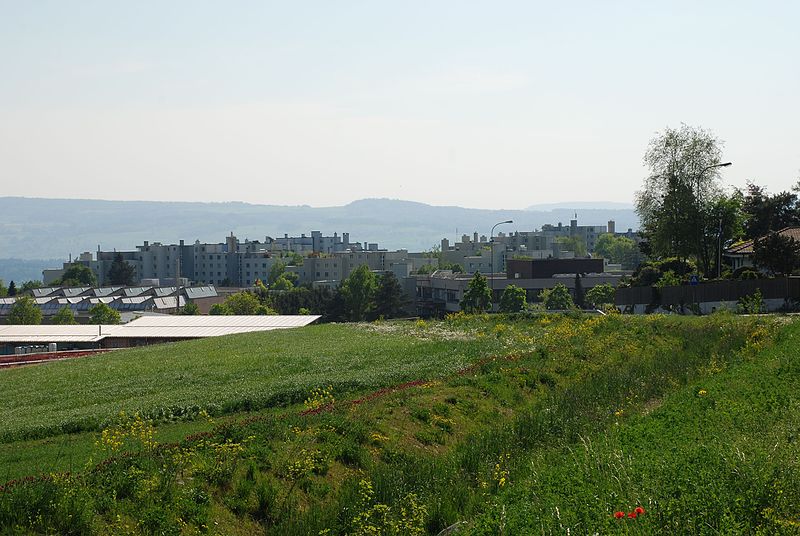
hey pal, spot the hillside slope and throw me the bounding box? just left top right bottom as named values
left=1, top=314, right=794, bottom=535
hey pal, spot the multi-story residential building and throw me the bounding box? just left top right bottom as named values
left=266, top=231, right=356, bottom=254
left=43, top=231, right=370, bottom=288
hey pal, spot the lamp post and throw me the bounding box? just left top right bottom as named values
left=490, top=220, right=513, bottom=311
left=695, top=162, right=732, bottom=277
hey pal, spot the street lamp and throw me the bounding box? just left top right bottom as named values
left=696, top=162, right=732, bottom=278
left=490, top=220, right=513, bottom=311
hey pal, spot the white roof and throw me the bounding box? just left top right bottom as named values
left=0, top=325, right=106, bottom=343
left=0, top=315, right=320, bottom=343
left=125, top=315, right=321, bottom=328
left=101, top=326, right=280, bottom=339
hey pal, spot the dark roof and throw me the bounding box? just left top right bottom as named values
left=725, top=227, right=800, bottom=255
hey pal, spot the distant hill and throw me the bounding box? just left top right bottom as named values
left=0, top=197, right=639, bottom=262
left=527, top=201, right=635, bottom=211
left=0, top=258, right=63, bottom=284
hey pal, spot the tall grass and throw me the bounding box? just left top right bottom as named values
left=0, top=314, right=789, bottom=535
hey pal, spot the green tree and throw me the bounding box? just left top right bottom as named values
left=440, top=263, right=464, bottom=273
left=555, top=236, right=587, bottom=256
left=340, top=265, right=377, bottom=321
left=268, top=262, right=287, bottom=286
left=654, top=270, right=682, bottom=288
left=742, top=181, right=800, bottom=239
left=59, top=264, right=97, bottom=287
left=52, top=306, right=78, bottom=325
left=7, top=281, right=17, bottom=296
left=7, top=296, right=43, bottom=325
left=635, top=124, right=728, bottom=274
left=106, top=253, right=136, bottom=286
left=594, top=234, right=641, bottom=270
left=256, top=304, right=277, bottom=315
left=460, top=272, right=491, bottom=314
left=180, top=302, right=201, bottom=315
left=585, top=284, right=616, bottom=308
left=416, top=264, right=435, bottom=275
left=271, top=274, right=295, bottom=291
left=285, top=252, right=304, bottom=266
left=372, top=272, right=410, bottom=319
left=538, top=283, right=574, bottom=310
left=753, top=232, right=800, bottom=276
left=20, top=280, right=43, bottom=294
left=209, top=303, right=232, bottom=315
left=88, top=302, right=120, bottom=324
left=223, top=292, right=262, bottom=315
left=0, top=280, right=7, bottom=297
left=499, top=284, right=527, bottom=313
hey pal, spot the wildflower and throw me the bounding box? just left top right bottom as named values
left=628, top=511, right=637, bottom=518
left=635, top=506, right=645, bottom=515
left=698, top=389, right=708, bottom=397
left=614, top=511, right=625, bottom=519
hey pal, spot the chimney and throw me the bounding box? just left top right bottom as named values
left=607, top=220, right=615, bottom=234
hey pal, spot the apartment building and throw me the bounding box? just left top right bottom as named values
left=43, top=231, right=368, bottom=288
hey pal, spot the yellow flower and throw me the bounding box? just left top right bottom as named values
left=698, top=389, right=708, bottom=397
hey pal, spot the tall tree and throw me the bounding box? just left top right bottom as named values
left=7, top=281, right=17, bottom=297
left=460, top=272, right=491, bottom=314
left=107, top=253, right=136, bottom=286
left=372, top=272, right=410, bottom=319
left=635, top=124, right=727, bottom=274
left=340, top=265, right=377, bottom=321
left=0, top=280, right=6, bottom=297
left=8, top=296, right=43, bottom=325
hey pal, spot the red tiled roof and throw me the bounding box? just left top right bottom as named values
left=725, top=227, right=800, bottom=255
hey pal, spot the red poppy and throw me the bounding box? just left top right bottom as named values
left=635, top=506, right=645, bottom=515
left=628, top=511, right=638, bottom=518
left=614, top=511, right=625, bottom=519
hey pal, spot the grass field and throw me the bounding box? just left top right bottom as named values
left=0, top=320, right=511, bottom=443
left=0, top=313, right=797, bottom=535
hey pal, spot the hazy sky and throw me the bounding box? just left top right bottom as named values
left=1, top=1, right=798, bottom=209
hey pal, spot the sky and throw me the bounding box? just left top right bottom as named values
left=1, top=1, right=798, bottom=210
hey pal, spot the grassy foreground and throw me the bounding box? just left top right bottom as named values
left=0, top=322, right=506, bottom=443
left=0, top=313, right=797, bottom=534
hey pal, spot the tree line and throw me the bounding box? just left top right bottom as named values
left=635, top=124, right=800, bottom=282
left=205, top=265, right=410, bottom=322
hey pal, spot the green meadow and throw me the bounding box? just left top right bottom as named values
left=0, top=313, right=798, bottom=535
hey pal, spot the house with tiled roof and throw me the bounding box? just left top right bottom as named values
left=724, top=227, right=800, bottom=271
